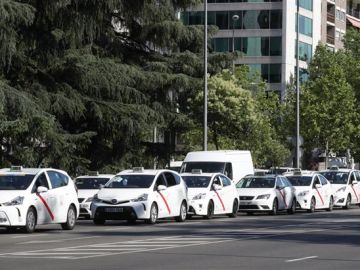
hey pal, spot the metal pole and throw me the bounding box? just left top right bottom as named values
left=296, top=0, right=300, bottom=168
left=232, top=18, right=235, bottom=73
left=203, top=0, right=208, bottom=151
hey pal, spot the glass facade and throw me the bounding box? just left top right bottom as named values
left=182, top=10, right=282, bottom=30
left=208, top=0, right=282, bottom=2
left=296, top=14, right=313, bottom=37
left=295, top=41, right=312, bottom=62
left=248, top=64, right=282, bottom=83
left=298, top=0, right=313, bottom=11
left=295, top=67, right=310, bottom=83
left=212, top=36, right=282, bottom=56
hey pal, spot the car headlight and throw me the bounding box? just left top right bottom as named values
left=85, top=197, right=93, bottom=202
left=3, top=196, right=24, bottom=206
left=92, top=194, right=102, bottom=203
left=131, top=194, right=148, bottom=202
left=298, top=191, right=309, bottom=197
left=336, top=187, right=346, bottom=193
left=256, top=194, right=271, bottom=200
left=192, top=193, right=207, bottom=200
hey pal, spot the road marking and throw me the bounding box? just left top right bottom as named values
left=12, top=234, right=50, bottom=239
left=17, top=236, right=100, bottom=245
left=286, top=256, right=318, bottom=262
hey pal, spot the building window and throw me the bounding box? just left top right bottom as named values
left=270, top=10, right=282, bottom=29
left=295, top=41, right=312, bottom=62
left=216, top=11, right=229, bottom=29
left=243, top=10, right=270, bottom=29
left=298, top=0, right=313, bottom=11
left=212, top=38, right=230, bottom=52
left=242, top=37, right=269, bottom=56
left=247, top=64, right=282, bottom=83
left=295, top=67, right=310, bottom=83
left=270, top=37, right=282, bottom=56
left=269, top=64, right=281, bottom=83
left=297, top=14, right=313, bottom=37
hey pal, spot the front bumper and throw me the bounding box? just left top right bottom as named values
left=238, top=200, right=272, bottom=211
left=91, top=201, right=150, bottom=220
left=0, top=206, right=26, bottom=227
left=188, top=200, right=209, bottom=216
left=296, top=196, right=311, bottom=209
left=333, top=194, right=346, bottom=206
left=79, top=202, right=92, bottom=217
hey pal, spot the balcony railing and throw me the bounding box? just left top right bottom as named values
left=327, top=12, right=335, bottom=23
left=327, top=35, right=335, bottom=45
left=347, top=8, right=360, bottom=19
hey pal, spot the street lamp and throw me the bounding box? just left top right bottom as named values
left=203, top=0, right=208, bottom=151
left=296, top=0, right=300, bottom=169
left=232, top=14, right=239, bottom=73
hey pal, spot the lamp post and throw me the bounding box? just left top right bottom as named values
left=203, top=0, right=208, bottom=151
left=296, top=0, right=300, bottom=169
left=232, top=14, right=239, bottom=73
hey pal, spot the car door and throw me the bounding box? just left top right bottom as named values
left=349, top=171, right=360, bottom=204
left=275, top=177, right=286, bottom=210
left=164, top=171, right=182, bottom=216
left=154, top=173, right=171, bottom=218
left=280, top=177, right=293, bottom=209
left=212, top=175, right=226, bottom=214
left=319, top=174, right=331, bottom=205
left=31, top=172, right=52, bottom=224
left=220, top=175, right=234, bottom=212
left=312, top=175, right=326, bottom=208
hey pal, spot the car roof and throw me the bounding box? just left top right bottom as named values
left=320, top=169, right=352, bottom=173
left=180, top=172, right=219, bottom=178
left=118, top=169, right=174, bottom=176
left=76, top=174, right=115, bottom=179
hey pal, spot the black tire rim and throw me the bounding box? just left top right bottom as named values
left=208, top=202, right=213, bottom=217
left=151, top=205, right=158, bottom=223
left=233, top=200, right=238, bottom=214
left=27, top=210, right=35, bottom=231
left=311, top=198, right=315, bottom=211
left=68, top=207, right=76, bottom=227
left=273, top=200, right=277, bottom=214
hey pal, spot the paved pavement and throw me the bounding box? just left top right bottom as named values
left=1, top=208, right=360, bottom=269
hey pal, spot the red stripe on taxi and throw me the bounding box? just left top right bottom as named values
left=36, top=193, right=55, bottom=221
left=214, top=190, right=226, bottom=211
left=158, top=191, right=171, bottom=214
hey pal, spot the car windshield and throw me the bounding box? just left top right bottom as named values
left=182, top=176, right=211, bottom=188
left=236, top=177, right=275, bottom=188
left=75, top=177, right=110, bottom=189
left=0, top=174, right=35, bottom=190
left=181, top=162, right=225, bottom=174
left=287, top=176, right=312, bottom=186
left=319, top=171, right=348, bottom=184
left=105, top=175, right=154, bottom=189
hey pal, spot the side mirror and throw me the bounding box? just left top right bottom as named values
left=37, top=186, right=48, bottom=193
left=157, top=185, right=167, bottom=191
left=99, top=184, right=104, bottom=189
left=213, top=184, right=222, bottom=191
left=315, top=184, right=321, bottom=189
left=352, top=180, right=358, bottom=185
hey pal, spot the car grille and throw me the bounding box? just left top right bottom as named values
left=78, top=198, right=85, bottom=203
left=102, top=200, right=130, bottom=205
left=239, top=196, right=254, bottom=201
left=239, top=205, right=259, bottom=210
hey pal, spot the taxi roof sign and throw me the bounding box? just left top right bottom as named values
left=88, top=171, right=99, bottom=176
left=132, top=167, right=144, bottom=172
left=191, top=169, right=202, bottom=174
left=293, top=168, right=302, bottom=175
left=10, top=166, right=23, bottom=172
left=254, top=171, right=266, bottom=176
left=330, top=165, right=339, bottom=171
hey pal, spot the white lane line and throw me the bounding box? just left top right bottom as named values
left=104, top=227, right=134, bottom=231
left=17, top=236, right=100, bottom=245
left=12, top=234, right=50, bottom=239
left=286, top=256, right=318, bottom=263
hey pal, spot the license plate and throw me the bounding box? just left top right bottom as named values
left=104, top=207, right=123, bottom=213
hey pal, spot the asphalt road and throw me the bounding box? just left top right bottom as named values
left=1, top=208, right=360, bottom=270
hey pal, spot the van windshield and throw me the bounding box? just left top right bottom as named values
left=181, top=162, right=225, bottom=174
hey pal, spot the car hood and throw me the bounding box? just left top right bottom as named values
left=0, top=191, right=27, bottom=204
left=187, top=188, right=209, bottom=198
left=78, top=189, right=99, bottom=199
left=331, top=183, right=347, bottom=192
left=293, top=186, right=311, bottom=195
left=97, top=188, right=150, bottom=201
left=237, top=188, right=274, bottom=196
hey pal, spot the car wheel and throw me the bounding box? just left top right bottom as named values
left=22, top=207, right=36, bottom=233
left=93, top=216, right=105, bottom=225
left=186, top=214, right=193, bottom=219
left=61, top=205, right=76, bottom=230
left=175, top=201, right=187, bottom=222
left=287, top=199, right=296, bottom=214
left=227, top=199, right=238, bottom=218
left=307, top=197, right=316, bottom=213
left=204, top=201, right=214, bottom=219
left=269, top=199, right=278, bottom=215
left=342, top=194, right=351, bottom=209
left=146, top=203, right=158, bottom=224
left=326, top=196, right=334, bottom=212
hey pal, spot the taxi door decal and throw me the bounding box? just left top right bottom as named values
left=351, top=186, right=359, bottom=202
left=36, top=193, right=55, bottom=221
left=315, top=188, right=324, bottom=205
left=279, top=190, right=287, bottom=208
left=158, top=191, right=171, bottom=214
left=214, top=190, right=225, bottom=211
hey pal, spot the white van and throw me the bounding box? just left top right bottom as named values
left=180, top=151, right=254, bottom=184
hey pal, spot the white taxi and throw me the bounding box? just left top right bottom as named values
left=0, top=166, right=79, bottom=233
left=181, top=171, right=239, bottom=219
left=74, top=172, right=114, bottom=218
left=286, top=171, right=334, bottom=212
left=91, top=168, right=188, bottom=224
left=237, top=174, right=296, bottom=215
left=319, top=166, right=360, bottom=209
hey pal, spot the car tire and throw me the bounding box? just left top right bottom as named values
left=269, top=199, right=278, bottom=215
left=227, top=199, right=238, bottom=218
left=342, top=194, right=351, bottom=209
left=175, top=201, right=187, bottom=222
left=61, top=205, right=76, bottom=230
left=22, top=207, right=36, bottom=233
left=326, top=196, right=334, bottom=212
left=307, top=197, right=316, bottom=213
left=287, top=199, right=296, bottom=214
left=186, top=214, right=193, bottom=219
left=204, top=201, right=214, bottom=219
left=145, top=203, right=158, bottom=224
left=93, top=217, right=106, bottom=225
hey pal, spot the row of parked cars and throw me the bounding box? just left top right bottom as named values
left=1, top=151, right=360, bottom=233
